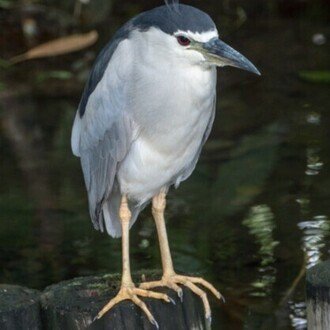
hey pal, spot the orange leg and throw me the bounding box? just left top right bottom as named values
left=96, top=195, right=170, bottom=327
left=140, top=192, right=223, bottom=321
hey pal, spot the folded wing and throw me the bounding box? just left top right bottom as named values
left=71, top=29, right=137, bottom=237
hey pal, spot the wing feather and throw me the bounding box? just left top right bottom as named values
left=71, top=34, right=137, bottom=237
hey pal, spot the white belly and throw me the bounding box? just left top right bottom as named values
left=117, top=53, right=217, bottom=203
left=117, top=96, right=214, bottom=203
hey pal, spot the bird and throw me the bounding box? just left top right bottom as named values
left=71, top=0, right=260, bottom=327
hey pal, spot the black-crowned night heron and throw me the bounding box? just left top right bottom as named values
left=71, top=0, right=260, bottom=326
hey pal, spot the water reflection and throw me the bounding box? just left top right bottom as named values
left=288, top=301, right=307, bottom=330
left=298, top=215, right=330, bottom=269
left=305, top=147, right=323, bottom=176
left=306, top=112, right=321, bottom=126
left=243, top=205, right=278, bottom=297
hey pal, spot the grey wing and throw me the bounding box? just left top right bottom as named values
left=174, top=95, right=217, bottom=187
left=74, top=111, right=135, bottom=234
left=71, top=34, right=137, bottom=237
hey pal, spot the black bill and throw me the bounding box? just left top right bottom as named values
left=203, top=38, right=261, bottom=75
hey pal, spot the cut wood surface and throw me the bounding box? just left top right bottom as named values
left=0, top=272, right=209, bottom=329
left=0, top=284, right=41, bottom=330
left=306, top=259, right=330, bottom=330
left=41, top=271, right=208, bottom=330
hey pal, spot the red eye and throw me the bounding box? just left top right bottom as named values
left=177, top=36, right=191, bottom=46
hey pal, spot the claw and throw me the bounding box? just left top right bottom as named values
left=178, top=289, right=183, bottom=302
left=205, top=315, right=212, bottom=330
left=151, top=318, right=159, bottom=329
left=140, top=273, right=222, bottom=322
left=169, top=297, right=176, bottom=305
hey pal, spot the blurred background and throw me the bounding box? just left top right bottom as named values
left=0, top=0, right=329, bottom=329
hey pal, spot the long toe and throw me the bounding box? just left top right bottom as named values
left=140, top=274, right=223, bottom=322
left=175, top=275, right=222, bottom=300
left=96, top=286, right=170, bottom=326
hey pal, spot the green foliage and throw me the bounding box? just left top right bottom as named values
left=0, top=81, right=6, bottom=92
left=36, top=71, right=73, bottom=83
left=0, top=0, right=14, bottom=9
left=299, top=70, right=330, bottom=84
left=0, top=58, right=11, bottom=69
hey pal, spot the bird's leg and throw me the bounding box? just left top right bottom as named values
left=140, top=192, right=223, bottom=321
left=96, top=195, right=170, bottom=326
left=152, top=192, right=175, bottom=278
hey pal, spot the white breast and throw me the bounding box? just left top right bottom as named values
left=117, top=29, right=217, bottom=203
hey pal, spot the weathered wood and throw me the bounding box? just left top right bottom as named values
left=306, top=260, right=330, bottom=330
left=41, top=271, right=208, bottom=330
left=0, top=284, right=41, bottom=330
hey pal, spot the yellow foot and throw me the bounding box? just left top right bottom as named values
left=95, top=285, right=171, bottom=327
left=140, top=274, right=223, bottom=321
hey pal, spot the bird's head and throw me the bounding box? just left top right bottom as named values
left=172, top=31, right=260, bottom=75
left=132, top=2, right=260, bottom=75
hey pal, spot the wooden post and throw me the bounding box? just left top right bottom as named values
left=306, top=260, right=330, bottom=330
left=40, top=272, right=208, bottom=329
left=0, top=284, right=41, bottom=330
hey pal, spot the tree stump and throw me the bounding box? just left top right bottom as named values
left=0, top=284, right=41, bottom=330
left=41, top=271, right=208, bottom=330
left=306, top=260, right=330, bottom=330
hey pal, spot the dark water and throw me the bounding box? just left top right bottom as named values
left=0, top=1, right=329, bottom=329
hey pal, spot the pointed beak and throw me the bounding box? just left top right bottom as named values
left=202, top=38, right=261, bottom=75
